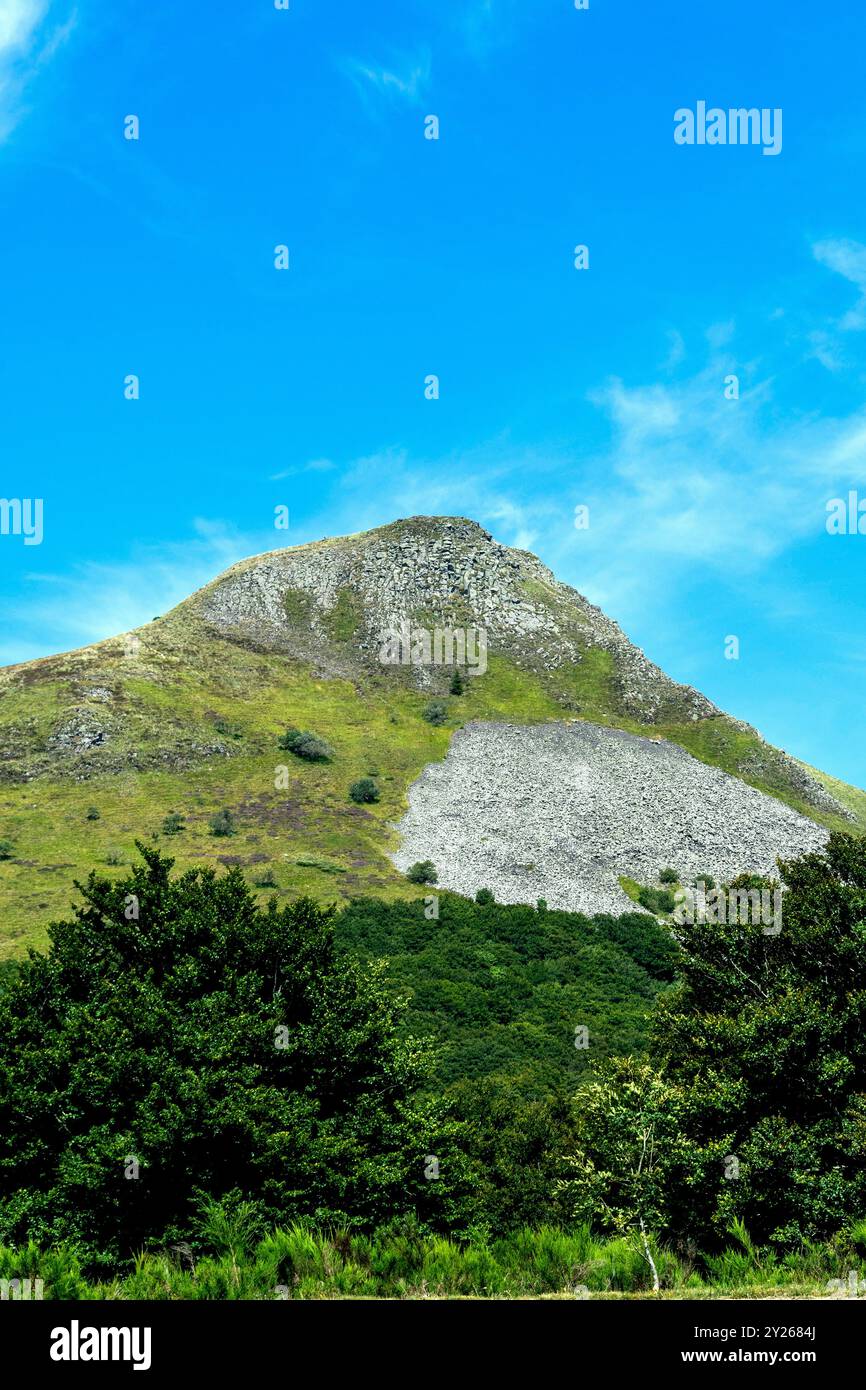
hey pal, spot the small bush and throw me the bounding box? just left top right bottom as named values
left=407, top=861, right=437, bottom=885
left=209, top=808, right=236, bottom=837
left=637, top=885, right=676, bottom=915
left=278, top=727, right=334, bottom=761
left=349, top=778, right=379, bottom=805
left=104, top=849, right=123, bottom=866
left=422, top=701, right=447, bottom=726
left=475, top=888, right=495, bottom=906
left=658, top=867, right=679, bottom=885
left=0, top=841, right=15, bottom=861
left=449, top=668, right=464, bottom=695
left=254, top=869, right=277, bottom=888
left=85, top=807, right=101, bottom=821
left=162, top=812, right=185, bottom=836
left=693, top=873, right=716, bottom=890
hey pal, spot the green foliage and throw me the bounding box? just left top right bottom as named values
left=692, top=873, right=716, bottom=890
left=335, top=894, right=674, bottom=1098
left=637, top=885, right=675, bottom=915
left=85, top=807, right=101, bottom=822
left=0, top=840, right=15, bottom=860
left=277, top=727, right=333, bottom=762
left=1, top=1218, right=857, bottom=1298
left=658, top=867, right=678, bottom=885
left=209, top=808, right=235, bottom=837
left=474, top=888, right=495, bottom=906
left=422, top=701, right=447, bottom=726
left=281, top=589, right=313, bottom=625
left=0, top=847, right=465, bottom=1263
left=406, top=861, right=438, bottom=885
left=161, top=812, right=185, bottom=836
left=321, top=587, right=365, bottom=643
left=566, top=833, right=866, bottom=1252
left=349, top=778, right=379, bottom=804
left=449, top=668, right=464, bottom=696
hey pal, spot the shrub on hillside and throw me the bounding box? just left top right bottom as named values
left=0, top=841, right=15, bottom=861
left=422, top=701, right=447, bottom=726
left=209, top=808, right=236, bottom=837
left=658, top=867, right=679, bottom=885
left=637, top=885, right=676, bottom=915
left=406, top=861, right=438, bottom=885
left=162, top=812, right=185, bottom=836
left=277, top=727, right=333, bottom=762
left=85, top=807, right=101, bottom=821
left=349, top=778, right=379, bottom=805
left=449, top=668, right=464, bottom=695
left=475, top=888, right=495, bottom=906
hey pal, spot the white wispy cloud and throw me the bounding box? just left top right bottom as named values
left=813, top=238, right=866, bottom=330
left=269, top=458, right=336, bottom=482
left=339, top=50, right=431, bottom=110
left=0, top=0, right=75, bottom=141
left=4, top=519, right=277, bottom=661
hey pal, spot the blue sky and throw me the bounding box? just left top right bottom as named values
left=2, top=0, right=866, bottom=786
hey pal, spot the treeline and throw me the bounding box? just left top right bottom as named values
left=0, top=834, right=865, bottom=1293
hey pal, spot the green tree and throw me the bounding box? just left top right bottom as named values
left=563, top=834, right=866, bottom=1252
left=406, top=861, right=438, bottom=885
left=0, top=847, right=469, bottom=1262
left=449, top=668, right=464, bottom=696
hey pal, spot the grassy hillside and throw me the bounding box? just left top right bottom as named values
left=1, top=603, right=863, bottom=958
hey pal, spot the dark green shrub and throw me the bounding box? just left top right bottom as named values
left=0, top=842, right=15, bottom=861
left=209, top=808, right=236, bottom=837
left=349, top=779, right=379, bottom=805
left=254, top=868, right=277, bottom=888
left=692, top=873, right=716, bottom=890
left=278, top=727, right=333, bottom=761
left=162, top=812, right=185, bottom=836
left=407, top=861, right=437, bottom=885
left=86, top=807, right=101, bottom=821
left=449, top=668, right=464, bottom=695
left=475, top=888, right=495, bottom=906
left=637, top=885, right=676, bottom=915
left=658, top=867, right=679, bottom=885
left=422, top=701, right=447, bottom=726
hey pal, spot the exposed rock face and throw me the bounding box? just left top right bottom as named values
left=392, top=721, right=830, bottom=915
left=197, top=515, right=847, bottom=819
left=200, top=515, right=716, bottom=723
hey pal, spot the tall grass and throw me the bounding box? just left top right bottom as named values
left=2, top=1216, right=863, bottom=1299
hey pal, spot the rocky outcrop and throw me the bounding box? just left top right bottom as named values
left=199, top=516, right=717, bottom=722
